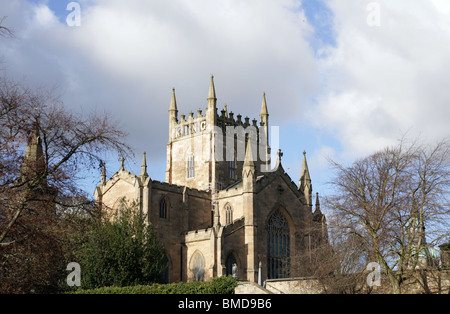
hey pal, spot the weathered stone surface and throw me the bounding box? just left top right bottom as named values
left=94, top=77, right=329, bottom=283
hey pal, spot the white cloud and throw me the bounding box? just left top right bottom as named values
left=33, top=4, right=59, bottom=27
left=0, top=0, right=321, bottom=182
left=310, top=144, right=335, bottom=169
left=431, top=0, right=450, bottom=15
left=2, top=0, right=450, bottom=193
left=311, top=0, right=450, bottom=158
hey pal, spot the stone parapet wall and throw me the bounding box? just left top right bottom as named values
left=236, top=270, right=450, bottom=294
left=235, top=281, right=273, bottom=294
left=264, top=277, right=325, bottom=294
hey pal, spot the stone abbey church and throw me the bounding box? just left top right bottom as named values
left=94, top=76, right=329, bottom=283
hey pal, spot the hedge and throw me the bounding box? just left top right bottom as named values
left=69, top=276, right=238, bottom=294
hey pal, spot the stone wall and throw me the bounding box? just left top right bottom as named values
left=184, top=228, right=216, bottom=282
left=235, top=281, right=273, bottom=294
left=237, top=270, right=450, bottom=294
left=264, top=277, right=325, bottom=294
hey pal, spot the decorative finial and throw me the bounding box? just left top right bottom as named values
left=315, top=192, right=322, bottom=215
left=244, top=139, right=255, bottom=168
left=120, top=157, right=125, bottom=171
left=277, top=149, right=283, bottom=161
left=208, top=74, right=217, bottom=100
left=299, top=149, right=312, bottom=192
left=169, top=88, right=178, bottom=113
left=260, top=92, right=269, bottom=117
left=140, top=151, right=148, bottom=177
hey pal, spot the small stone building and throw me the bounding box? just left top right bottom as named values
left=94, top=76, right=328, bottom=283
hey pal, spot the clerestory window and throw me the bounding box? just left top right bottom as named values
left=187, top=156, right=195, bottom=178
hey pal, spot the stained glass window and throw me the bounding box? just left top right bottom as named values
left=267, top=209, right=290, bottom=279
left=192, top=252, right=205, bottom=282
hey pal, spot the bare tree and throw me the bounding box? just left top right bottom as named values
left=0, top=16, right=14, bottom=38
left=326, top=137, right=450, bottom=294
left=0, top=75, right=132, bottom=293
left=0, top=19, right=131, bottom=293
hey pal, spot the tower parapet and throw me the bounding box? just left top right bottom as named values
left=171, top=104, right=262, bottom=141
left=166, top=76, right=271, bottom=191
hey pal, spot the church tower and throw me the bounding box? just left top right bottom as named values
left=13, top=119, right=58, bottom=231
left=94, top=75, right=330, bottom=284
left=15, top=120, right=57, bottom=203
left=18, top=121, right=46, bottom=185
left=165, top=76, right=271, bottom=192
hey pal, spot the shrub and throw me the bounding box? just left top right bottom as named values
left=69, top=276, right=238, bottom=294
left=74, top=202, right=167, bottom=289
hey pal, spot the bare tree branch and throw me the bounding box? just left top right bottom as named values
left=325, top=137, right=450, bottom=293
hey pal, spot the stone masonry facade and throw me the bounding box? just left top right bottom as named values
left=94, top=76, right=328, bottom=283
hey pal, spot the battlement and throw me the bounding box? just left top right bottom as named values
left=216, top=106, right=260, bottom=129
left=169, top=76, right=267, bottom=142
left=172, top=110, right=207, bottom=139
left=166, top=76, right=270, bottom=191
left=173, top=105, right=261, bottom=141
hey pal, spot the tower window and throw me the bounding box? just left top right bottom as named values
left=228, top=158, right=236, bottom=179
left=159, top=197, right=168, bottom=219
left=187, top=156, right=195, bottom=178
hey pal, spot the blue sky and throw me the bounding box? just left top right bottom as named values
left=2, top=0, right=450, bottom=207
left=301, top=0, right=336, bottom=51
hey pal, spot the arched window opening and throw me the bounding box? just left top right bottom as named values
left=113, top=197, right=127, bottom=220
left=187, top=155, right=195, bottom=178
left=225, top=203, right=233, bottom=224
left=159, top=197, right=168, bottom=219
left=160, top=255, right=169, bottom=284
left=225, top=253, right=237, bottom=277
left=267, top=209, right=290, bottom=279
left=191, top=252, right=205, bottom=282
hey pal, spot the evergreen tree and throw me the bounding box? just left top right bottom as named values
left=76, top=200, right=167, bottom=289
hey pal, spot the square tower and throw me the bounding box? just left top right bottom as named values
left=165, top=76, right=271, bottom=192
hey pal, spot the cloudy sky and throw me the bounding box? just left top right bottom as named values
left=1, top=0, right=449, bottom=198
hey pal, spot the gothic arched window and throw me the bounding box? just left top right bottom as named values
left=160, top=254, right=169, bottom=284
left=267, top=209, right=290, bottom=279
left=225, top=252, right=237, bottom=277
left=225, top=203, right=233, bottom=224
left=113, top=197, right=127, bottom=220
left=191, top=252, right=205, bottom=282
left=159, top=197, right=168, bottom=219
